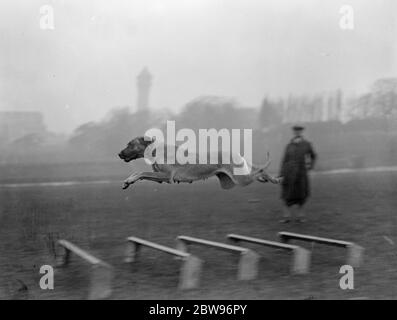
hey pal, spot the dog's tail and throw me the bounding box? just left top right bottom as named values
left=251, top=152, right=271, bottom=175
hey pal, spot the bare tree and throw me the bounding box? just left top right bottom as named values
left=371, top=78, right=397, bottom=118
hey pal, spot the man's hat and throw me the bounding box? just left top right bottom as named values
left=292, top=125, right=305, bottom=131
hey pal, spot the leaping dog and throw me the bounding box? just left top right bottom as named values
left=118, top=136, right=281, bottom=190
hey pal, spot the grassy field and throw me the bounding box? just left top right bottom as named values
left=0, top=167, right=396, bottom=299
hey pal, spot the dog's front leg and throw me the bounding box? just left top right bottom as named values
left=122, top=172, right=171, bottom=189
left=122, top=172, right=142, bottom=189
left=169, top=170, right=176, bottom=184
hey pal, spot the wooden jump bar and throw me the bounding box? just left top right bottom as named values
left=58, top=240, right=103, bottom=265
left=127, top=236, right=190, bottom=258
left=125, top=236, right=202, bottom=290
left=279, top=232, right=352, bottom=247
left=228, top=234, right=299, bottom=250
left=57, top=240, right=113, bottom=300
left=176, top=235, right=259, bottom=281
left=278, top=232, right=364, bottom=267
left=227, top=234, right=310, bottom=274
left=177, top=235, right=249, bottom=253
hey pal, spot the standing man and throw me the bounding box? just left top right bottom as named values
left=279, top=125, right=317, bottom=223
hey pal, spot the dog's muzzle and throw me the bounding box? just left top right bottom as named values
left=118, top=152, right=136, bottom=162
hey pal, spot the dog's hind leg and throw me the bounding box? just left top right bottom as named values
left=122, top=172, right=171, bottom=189
left=215, top=171, right=237, bottom=189
left=256, top=172, right=282, bottom=184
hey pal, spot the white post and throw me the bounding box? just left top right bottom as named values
left=176, top=239, right=188, bottom=253
left=124, top=241, right=140, bottom=263
left=56, top=246, right=70, bottom=267
left=179, top=255, right=202, bottom=290
left=88, top=263, right=114, bottom=300
left=347, top=244, right=364, bottom=267
left=291, top=247, right=311, bottom=274
left=237, top=250, right=259, bottom=280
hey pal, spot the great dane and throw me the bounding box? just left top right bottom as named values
left=118, top=136, right=281, bottom=190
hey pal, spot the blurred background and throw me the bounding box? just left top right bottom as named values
left=0, top=0, right=396, bottom=181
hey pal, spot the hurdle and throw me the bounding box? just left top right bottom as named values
left=176, top=235, right=259, bottom=281
left=278, top=232, right=364, bottom=267
left=125, top=236, right=202, bottom=290
left=57, top=240, right=113, bottom=300
left=227, top=234, right=310, bottom=274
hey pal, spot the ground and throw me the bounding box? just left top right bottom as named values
left=0, top=165, right=396, bottom=299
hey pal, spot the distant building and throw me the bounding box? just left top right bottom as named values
left=0, top=111, right=46, bottom=144
left=136, top=67, right=152, bottom=112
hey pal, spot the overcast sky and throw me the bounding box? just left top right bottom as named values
left=0, top=0, right=396, bottom=132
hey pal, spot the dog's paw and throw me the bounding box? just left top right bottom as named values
left=122, top=182, right=130, bottom=189
left=257, top=176, right=268, bottom=183
left=268, top=177, right=282, bottom=184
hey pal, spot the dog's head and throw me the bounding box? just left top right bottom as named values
left=118, top=136, right=154, bottom=162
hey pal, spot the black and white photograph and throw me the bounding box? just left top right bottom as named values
left=0, top=0, right=396, bottom=306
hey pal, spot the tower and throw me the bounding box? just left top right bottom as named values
left=136, top=67, right=152, bottom=111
